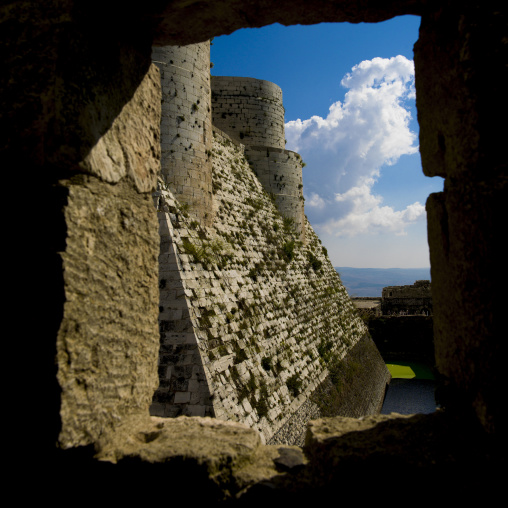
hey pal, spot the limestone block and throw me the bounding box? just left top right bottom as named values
left=80, top=64, right=161, bottom=193
left=174, top=392, right=191, bottom=404
left=57, top=178, right=159, bottom=448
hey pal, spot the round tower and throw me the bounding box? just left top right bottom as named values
left=152, top=42, right=213, bottom=225
left=211, top=76, right=285, bottom=149
left=246, top=146, right=305, bottom=240
left=211, top=75, right=305, bottom=241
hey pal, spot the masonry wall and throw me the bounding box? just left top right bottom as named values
left=151, top=128, right=390, bottom=444
left=367, top=316, right=435, bottom=362
left=47, top=48, right=163, bottom=448
left=382, top=280, right=432, bottom=315
left=152, top=43, right=213, bottom=225
left=211, top=76, right=285, bottom=149
left=245, top=146, right=305, bottom=241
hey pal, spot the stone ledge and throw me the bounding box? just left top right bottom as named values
left=89, top=410, right=503, bottom=503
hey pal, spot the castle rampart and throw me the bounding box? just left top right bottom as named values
left=152, top=42, right=213, bottom=225
left=147, top=49, right=391, bottom=444
left=151, top=127, right=390, bottom=444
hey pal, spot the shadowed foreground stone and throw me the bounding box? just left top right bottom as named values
left=150, top=0, right=424, bottom=45
left=95, top=415, right=283, bottom=495
left=85, top=411, right=503, bottom=503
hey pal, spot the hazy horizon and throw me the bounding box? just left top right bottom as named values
left=335, top=266, right=431, bottom=297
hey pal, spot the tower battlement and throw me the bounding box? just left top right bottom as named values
left=152, top=47, right=305, bottom=237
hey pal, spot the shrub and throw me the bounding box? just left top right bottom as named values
left=308, top=252, right=322, bottom=271
left=261, top=356, right=272, bottom=371
left=233, top=342, right=248, bottom=364
left=317, top=338, right=333, bottom=363
left=252, top=382, right=269, bottom=418
left=181, top=238, right=205, bottom=264
left=283, top=216, right=295, bottom=233
left=238, top=384, right=249, bottom=401
left=286, top=374, right=302, bottom=397
left=282, top=240, right=295, bottom=262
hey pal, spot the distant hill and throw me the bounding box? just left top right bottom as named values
left=335, top=267, right=431, bottom=297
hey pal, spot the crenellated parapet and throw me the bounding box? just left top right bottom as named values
left=152, top=42, right=214, bottom=226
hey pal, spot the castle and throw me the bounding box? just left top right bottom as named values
left=149, top=42, right=389, bottom=444
left=8, top=0, right=504, bottom=501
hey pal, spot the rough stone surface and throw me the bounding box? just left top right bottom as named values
left=211, top=77, right=285, bottom=149
left=80, top=64, right=161, bottom=193
left=57, top=177, right=160, bottom=448
left=211, top=76, right=306, bottom=238
left=94, top=414, right=312, bottom=500
left=381, top=279, right=432, bottom=315
left=415, top=3, right=507, bottom=434
left=246, top=146, right=306, bottom=241
left=152, top=43, right=213, bottom=224
left=97, top=414, right=262, bottom=463
left=298, top=410, right=503, bottom=496
left=150, top=1, right=425, bottom=45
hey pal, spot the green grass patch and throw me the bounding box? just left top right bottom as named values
left=386, top=361, right=434, bottom=379
left=386, top=364, right=415, bottom=379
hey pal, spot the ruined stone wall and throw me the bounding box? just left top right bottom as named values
left=151, top=128, right=390, bottom=444
left=382, top=280, right=432, bottom=315
left=352, top=298, right=382, bottom=317
left=152, top=43, right=213, bottom=225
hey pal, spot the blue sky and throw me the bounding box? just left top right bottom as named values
left=211, top=16, right=444, bottom=268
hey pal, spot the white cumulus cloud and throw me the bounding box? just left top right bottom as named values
left=287, top=55, right=423, bottom=237
left=306, top=192, right=326, bottom=209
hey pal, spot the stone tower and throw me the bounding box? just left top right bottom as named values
left=211, top=76, right=305, bottom=241
left=152, top=42, right=213, bottom=225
